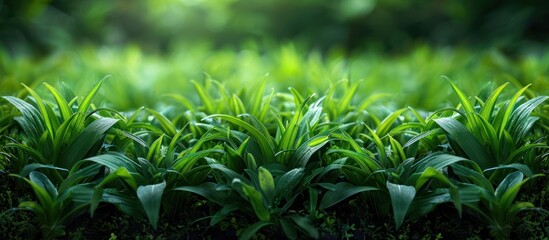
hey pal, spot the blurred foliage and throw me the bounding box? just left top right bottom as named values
left=1, top=43, right=548, bottom=111
left=1, top=0, right=548, bottom=55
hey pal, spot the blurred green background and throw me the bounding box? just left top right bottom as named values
left=2, top=0, right=548, bottom=54
left=1, top=0, right=548, bottom=110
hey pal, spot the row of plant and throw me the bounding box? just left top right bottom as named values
left=1, top=78, right=548, bottom=239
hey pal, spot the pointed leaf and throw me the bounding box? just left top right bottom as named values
left=19, top=163, right=68, bottom=178
left=137, top=181, right=166, bottom=229
left=496, top=84, right=530, bottom=138
left=290, top=215, right=319, bottom=238
left=233, top=179, right=270, bottom=221
left=146, top=109, right=177, bottom=137
left=484, top=163, right=533, bottom=177
left=275, top=168, right=305, bottom=200
left=319, top=182, right=378, bottom=210
left=63, top=118, right=118, bottom=168
left=208, top=114, right=275, bottom=162
left=77, top=79, right=104, bottom=114
left=449, top=81, right=475, bottom=114
left=43, top=82, right=72, bottom=122
left=434, top=117, right=491, bottom=169
left=29, top=171, right=58, bottom=199
left=479, top=83, right=508, bottom=120
left=387, top=181, right=416, bottom=229
left=240, top=221, right=273, bottom=240
left=3, top=96, right=45, bottom=140
left=280, top=218, right=297, bottom=240
left=172, top=182, right=227, bottom=204
left=258, top=167, right=275, bottom=205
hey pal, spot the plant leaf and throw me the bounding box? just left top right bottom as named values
left=137, top=181, right=166, bottom=230
left=258, top=167, right=275, bottom=206
left=233, top=179, right=270, bottom=221
left=240, top=221, right=273, bottom=240
left=275, top=168, right=305, bottom=200
left=63, top=118, right=118, bottom=169
left=319, top=182, right=378, bottom=210
left=290, top=214, right=319, bottom=238
left=387, top=181, right=416, bottom=229
left=434, top=117, right=492, bottom=169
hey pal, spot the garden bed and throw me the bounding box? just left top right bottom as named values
left=1, top=62, right=548, bottom=238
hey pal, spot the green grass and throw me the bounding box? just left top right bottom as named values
left=1, top=44, right=548, bottom=239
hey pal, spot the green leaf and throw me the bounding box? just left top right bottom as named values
left=408, top=185, right=480, bottom=218
left=484, top=164, right=533, bottom=177
left=240, top=221, right=273, bottom=240
left=319, top=182, right=378, bottom=210
left=505, top=144, right=548, bottom=164
left=507, top=96, right=548, bottom=140
left=147, top=135, right=164, bottom=166
left=137, top=181, right=166, bottom=230
left=29, top=171, right=58, bottom=199
left=377, top=108, right=407, bottom=137
left=451, top=164, right=492, bottom=190
left=191, top=80, right=216, bottom=113
left=388, top=135, right=406, bottom=163
left=230, top=94, right=246, bottom=115
left=308, top=135, right=329, bottom=147
left=507, top=202, right=535, bottom=221
left=290, top=214, right=319, bottom=238
left=208, top=114, right=275, bottom=162
left=494, top=171, right=523, bottom=201
left=172, top=182, right=227, bottom=205
left=43, top=82, right=73, bottom=122
left=19, top=163, right=68, bottom=178
left=414, top=167, right=454, bottom=190
left=22, top=84, right=56, bottom=139
left=290, top=135, right=331, bottom=168
left=434, top=117, right=492, bottom=169
left=11, top=173, right=54, bottom=211
left=258, top=167, right=275, bottom=206
left=60, top=164, right=101, bottom=193
left=449, top=80, right=475, bottom=114
left=172, top=149, right=222, bottom=176
left=207, top=158, right=242, bottom=180
left=209, top=203, right=241, bottom=226
left=77, top=78, right=104, bottom=114
left=412, top=153, right=469, bottom=173
left=91, top=166, right=137, bottom=216
left=146, top=109, right=177, bottom=137
left=233, top=179, right=270, bottom=221
left=250, top=80, right=267, bottom=117
left=3, top=142, right=48, bottom=164
left=495, top=84, right=530, bottom=139
left=278, top=95, right=313, bottom=164
left=280, top=218, right=297, bottom=240
left=387, top=181, right=416, bottom=229
left=363, top=125, right=388, bottom=167
left=479, top=83, right=508, bottom=120
left=3, top=96, right=46, bottom=140
left=275, top=168, right=305, bottom=200
left=85, top=152, right=139, bottom=173
left=63, top=118, right=119, bottom=169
